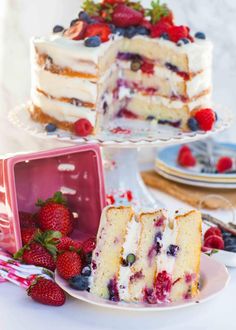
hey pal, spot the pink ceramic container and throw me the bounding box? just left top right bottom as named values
left=0, top=144, right=106, bottom=254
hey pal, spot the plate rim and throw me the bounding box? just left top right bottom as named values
left=54, top=254, right=229, bottom=312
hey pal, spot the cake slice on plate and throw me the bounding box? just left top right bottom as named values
left=90, top=206, right=202, bottom=304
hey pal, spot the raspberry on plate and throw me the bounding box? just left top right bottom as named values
left=74, top=118, right=93, bottom=136
left=204, top=227, right=222, bottom=241
left=112, top=4, right=143, bottom=28
left=194, top=108, right=216, bottom=131
left=204, top=235, right=224, bottom=250
left=178, top=149, right=196, bottom=167
left=216, top=157, right=233, bottom=173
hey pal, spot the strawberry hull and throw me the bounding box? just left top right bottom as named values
left=0, top=145, right=106, bottom=253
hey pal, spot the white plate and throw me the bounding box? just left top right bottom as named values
left=55, top=254, right=229, bottom=311
left=155, top=167, right=236, bottom=189
left=8, top=102, right=232, bottom=148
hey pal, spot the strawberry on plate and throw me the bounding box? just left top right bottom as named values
left=216, top=157, right=233, bottom=173
left=56, top=250, right=82, bottom=280
left=112, top=4, right=143, bottom=28
left=85, top=23, right=111, bottom=42
left=36, top=192, right=74, bottom=236
left=64, top=20, right=88, bottom=40
left=28, top=278, right=66, bottom=306
left=82, top=237, right=96, bottom=254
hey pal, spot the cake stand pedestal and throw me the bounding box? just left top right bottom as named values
left=8, top=103, right=232, bottom=209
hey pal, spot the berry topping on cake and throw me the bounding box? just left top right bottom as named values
left=168, top=25, right=190, bottom=43
left=204, top=235, right=225, bottom=250
left=28, top=278, right=66, bottom=306
left=167, top=244, right=179, bottom=257
left=69, top=275, right=90, bottom=290
left=194, top=108, right=216, bottom=131
left=204, top=227, right=222, bottom=241
left=56, top=250, right=82, bottom=280
left=53, top=25, right=64, bottom=34
left=160, top=32, right=169, bottom=40
left=216, top=157, right=233, bottom=173
left=45, top=123, right=57, bottom=133
left=150, top=21, right=171, bottom=38
left=147, top=0, right=173, bottom=25
left=124, top=26, right=137, bottom=39
left=85, top=23, right=111, bottom=42
left=155, top=271, right=172, bottom=302
left=64, top=21, right=88, bottom=40
left=112, top=4, right=143, bottom=28
left=177, top=38, right=190, bottom=46
left=195, top=32, right=206, bottom=40
left=74, top=118, right=93, bottom=136
left=141, top=61, right=154, bottom=74
left=84, top=35, right=101, bottom=47
left=78, top=11, right=91, bottom=23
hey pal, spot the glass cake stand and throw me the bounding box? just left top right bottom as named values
left=9, top=103, right=232, bottom=209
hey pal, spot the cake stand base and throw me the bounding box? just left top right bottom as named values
left=103, top=147, right=161, bottom=209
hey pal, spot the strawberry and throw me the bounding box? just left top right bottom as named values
left=28, top=278, right=66, bottom=306
left=17, top=242, right=56, bottom=271
left=168, top=25, right=190, bottom=43
left=204, top=235, right=224, bottom=250
left=178, top=150, right=196, bottom=167
left=204, top=227, right=222, bottom=241
left=36, top=192, right=73, bottom=236
left=194, top=108, right=216, bottom=131
left=112, top=4, right=143, bottom=28
left=74, top=118, right=93, bottom=136
left=160, top=11, right=174, bottom=25
left=21, top=228, right=38, bottom=245
left=64, top=20, right=88, bottom=40
left=56, top=251, right=82, bottom=280
left=19, top=211, right=38, bottom=228
left=56, top=237, right=83, bottom=253
left=141, top=62, right=154, bottom=74
left=150, top=21, right=171, bottom=38
left=216, top=157, right=233, bottom=173
left=85, top=23, right=111, bottom=42
left=82, top=237, right=96, bottom=254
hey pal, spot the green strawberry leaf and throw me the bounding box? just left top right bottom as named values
left=36, top=191, right=67, bottom=207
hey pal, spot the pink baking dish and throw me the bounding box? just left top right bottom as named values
left=0, top=144, right=106, bottom=254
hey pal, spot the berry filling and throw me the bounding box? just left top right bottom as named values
left=155, top=271, right=172, bottom=302
left=107, top=277, right=120, bottom=302
left=130, top=270, right=144, bottom=283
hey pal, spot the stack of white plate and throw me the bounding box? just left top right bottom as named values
left=155, top=143, right=236, bottom=189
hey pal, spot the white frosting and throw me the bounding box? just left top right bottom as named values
left=31, top=90, right=96, bottom=124
left=118, top=216, right=141, bottom=301
left=187, top=69, right=211, bottom=98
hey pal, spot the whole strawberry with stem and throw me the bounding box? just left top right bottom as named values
left=14, top=230, right=62, bottom=271
left=28, top=277, right=66, bottom=306
left=36, top=192, right=74, bottom=236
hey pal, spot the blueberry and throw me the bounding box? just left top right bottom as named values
left=187, top=117, right=199, bottom=131
left=165, top=62, right=178, bottom=72
left=115, top=27, right=125, bottom=36
left=136, top=26, right=149, bottom=36
left=78, top=11, right=90, bottom=22
left=130, top=59, right=141, bottom=72
left=81, top=265, right=91, bottom=276
left=84, top=36, right=101, bottom=47
left=109, top=24, right=116, bottom=34
left=156, top=242, right=162, bottom=254
left=69, top=275, right=89, bottom=291
left=160, top=32, right=169, bottom=40
left=224, top=245, right=236, bottom=253
left=70, top=19, right=79, bottom=27
left=124, top=26, right=137, bottom=39
left=45, top=123, right=57, bottom=133
left=53, top=25, right=64, bottom=33
left=177, top=38, right=190, bottom=47
left=146, top=115, right=156, bottom=121
left=195, top=32, right=206, bottom=40
left=224, top=237, right=236, bottom=246
left=222, top=231, right=232, bottom=238
left=155, top=231, right=162, bottom=241
left=126, top=253, right=136, bottom=266
left=167, top=244, right=179, bottom=257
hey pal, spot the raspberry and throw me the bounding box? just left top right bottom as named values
left=82, top=237, right=96, bottom=254
left=216, top=157, right=233, bottom=173
left=150, top=21, right=171, bottom=38
left=178, top=145, right=191, bottom=157
left=74, top=118, right=93, bottom=136
left=141, top=62, right=154, bottom=74
left=194, top=108, right=216, bottom=131
left=178, top=150, right=196, bottom=167
left=168, top=25, right=190, bottom=43
left=204, top=235, right=224, bottom=250
left=204, top=227, right=222, bottom=241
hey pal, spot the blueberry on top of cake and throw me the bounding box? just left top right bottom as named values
left=30, top=0, right=216, bottom=136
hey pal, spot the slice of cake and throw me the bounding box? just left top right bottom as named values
left=29, top=0, right=216, bottom=136
left=90, top=206, right=202, bottom=304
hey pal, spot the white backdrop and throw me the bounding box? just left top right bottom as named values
left=0, top=0, right=235, bottom=154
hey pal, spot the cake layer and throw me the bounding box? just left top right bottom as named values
left=31, top=91, right=96, bottom=124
